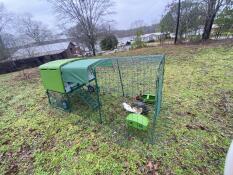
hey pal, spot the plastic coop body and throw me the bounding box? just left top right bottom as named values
left=39, top=58, right=101, bottom=93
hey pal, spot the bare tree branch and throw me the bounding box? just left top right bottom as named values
left=16, top=14, right=53, bottom=43
left=48, top=0, right=114, bottom=56
left=0, top=3, right=12, bottom=33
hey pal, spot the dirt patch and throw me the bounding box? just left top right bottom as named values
left=186, top=123, right=210, bottom=131
left=215, top=90, right=232, bottom=114
left=12, top=68, right=39, bottom=82
left=0, top=110, right=3, bottom=117
left=18, top=144, right=33, bottom=160
left=5, top=164, right=19, bottom=175
left=15, top=104, right=27, bottom=115
left=41, top=137, right=56, bottom=151
left=138, top=160, right=161, bottom=175
left=111, top=39, right=233, bottom=62
left=204, top=144, right=226, bottom=155
left=179, top=38, right=233, bottom=47
left=212, top=90, right=233, bottom=136
left=3, top=96, right=13, bottom=102
left=176, top=111, right=196, bottom=117
left=2, top=140, right=11, bottom=145
left=2, top=143, right=34, bottom=175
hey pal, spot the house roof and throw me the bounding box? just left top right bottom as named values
left=12, top=42, right=73, bottom=60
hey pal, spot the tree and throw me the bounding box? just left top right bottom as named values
left=160, top=0, right=205, bottom=41
left=48, top=0, right=114, bottom=56
left=0, top=36, right=8, bottom=60
left=201, top=0, right=233, bottom=40
left=130, top=20, right=146, bottom=48
left=160, top=12, right=176, bottom=33
left=174, top=0, right=181, bottom=44
left=131, top=30, right=145, bottom=49
left=0, top=3, right=13, bottom=61
left=67, top=22, right=113, bottom=51
left=0, top=4, right=12, bottom=33
left=1, top=33, right=16, bottom=49
left=67, top=24, right=87, bottom=49
left=17, top=14, right=53, bottom=43
left=1, top=33, right=17, bottom=60
left=130, top=20, right=145, bottom=36
left=214, top=6, right=233, bottom=38
left=100, top=34, right=118, bottom=50
left=179, top=1, right=205, bottom=37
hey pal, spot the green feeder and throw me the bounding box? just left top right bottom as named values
left=141, top=94, right=155, bottom=104
left=126, top=113, right=149, bottom=131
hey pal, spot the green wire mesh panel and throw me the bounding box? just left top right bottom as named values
left=94, top=55, right=165, bottom=144
left=47, top=90, right=70, bottom=111
left=95, top=56, right=162, bottom=97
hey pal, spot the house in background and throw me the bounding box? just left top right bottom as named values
left=0, top=41, right=83, bottom=74
left=11, top=41, right=81, bottom=62
left=141, top=33, right=165, bottom=42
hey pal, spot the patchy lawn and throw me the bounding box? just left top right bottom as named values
left=0, top=43, right=232, bottom=174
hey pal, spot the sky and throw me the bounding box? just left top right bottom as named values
left=0, top=0, right=172, bottom=32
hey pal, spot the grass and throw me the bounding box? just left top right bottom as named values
left=0, top=43, right=233, bottom=174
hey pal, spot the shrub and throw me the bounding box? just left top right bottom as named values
left=131, top=30, right=145, bottom=49
left=100, top=34, right=118, bottom=51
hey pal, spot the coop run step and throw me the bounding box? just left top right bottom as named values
left=76, top=88, right=100, bottom=110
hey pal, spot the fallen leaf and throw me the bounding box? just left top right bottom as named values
left=154, top=161, right=161, bottom=171
left=147, top=161, right=154, bottom=171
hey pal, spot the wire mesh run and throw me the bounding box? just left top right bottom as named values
left=94, top=55, right=165, bottom=144
left=45, top=55, right=165, bottom=144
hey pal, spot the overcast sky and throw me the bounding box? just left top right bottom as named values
left=0, top=0, right=172, bottom=32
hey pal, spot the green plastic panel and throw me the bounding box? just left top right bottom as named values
left=126, top=113, right=149, bottom=131
left=39, top=58, right=77, bottom=69
left=141, top=94, right=155, bottom=104
left=39, top=58, right=78, bottom=93
left=40, top=69, right=65, bottom=93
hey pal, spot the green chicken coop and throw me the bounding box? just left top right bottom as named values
left=39, top=55, right=165, bottom=143
left=39, top=58, right=102, bottom=112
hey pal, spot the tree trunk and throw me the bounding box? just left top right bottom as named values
left=202, top=13, right=216, bottom=40
left=174, top=0, right=181, bottom=44
left=202, top=0, right=220, bottom=40
left=0, top=35, right=7, bottom=61
left=91, top=43, right=96, bottom=56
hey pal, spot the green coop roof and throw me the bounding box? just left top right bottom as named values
left=39, top=58, right=78, bottom=70
left=61, top=59, right=101, bottom=84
